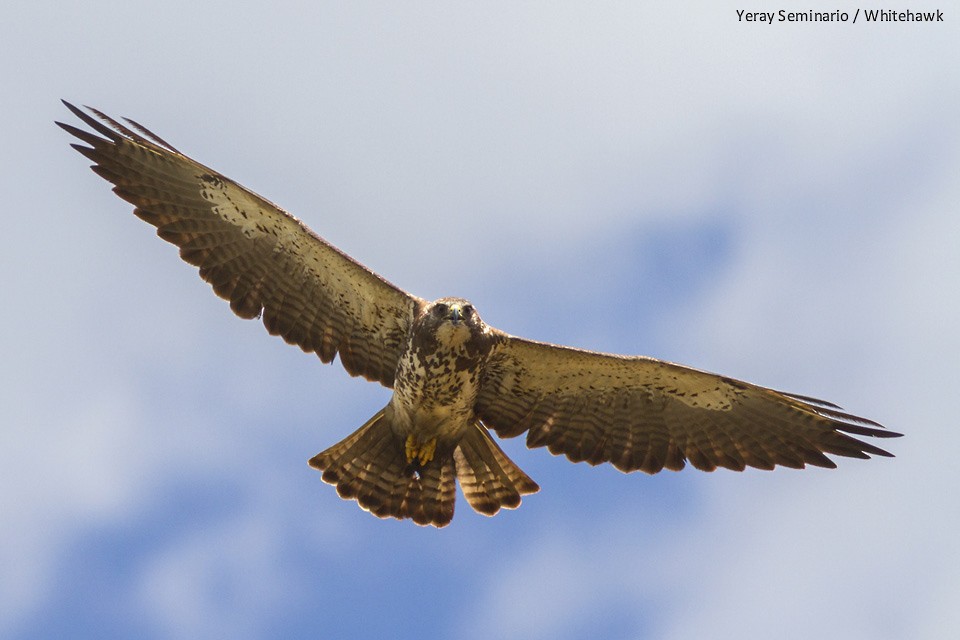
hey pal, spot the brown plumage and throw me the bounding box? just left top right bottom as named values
left=58, top=102, right=901, bottom=527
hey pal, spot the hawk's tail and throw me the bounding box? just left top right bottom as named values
left=308, top=412, right=539, bottom=527
left=309, top=409, right=457, bottom=527
left=454, top=421, right=540, bottom=516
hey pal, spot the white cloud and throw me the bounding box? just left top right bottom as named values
left=136, top=511, right=301, bottom=640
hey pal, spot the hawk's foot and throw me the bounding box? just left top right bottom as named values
left=405, top=435, right=438, bottom=468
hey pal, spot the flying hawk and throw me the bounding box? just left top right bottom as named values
left=58, top=101, right=901, bottom=527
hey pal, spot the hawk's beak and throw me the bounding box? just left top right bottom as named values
left=449, top=305, right=462, bottom=325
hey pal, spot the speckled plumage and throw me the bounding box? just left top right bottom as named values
left=59, top=102, right=901, bottom=527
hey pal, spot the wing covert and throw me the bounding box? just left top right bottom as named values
left=475, top=334, right=901, bottom=473
left=58, top=101, right=423, bottom=387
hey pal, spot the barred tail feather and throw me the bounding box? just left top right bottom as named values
left=454, top=422, right=540, bottom=516
left=308, top=409, right=457, bottom=527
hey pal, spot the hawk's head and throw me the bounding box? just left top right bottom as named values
left=414, top=297, right=489, bottom=353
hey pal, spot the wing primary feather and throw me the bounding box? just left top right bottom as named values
left=60, top=100, right=121, bottom=141
left=776, top=390, right=846, bottom=410
left=780, top=392, right=899, bottom=435
left=56, top=122, right=105, bottom=149
left=122, top=116, right=181, bottom=152
left=85, top=105, right=152, bottom=147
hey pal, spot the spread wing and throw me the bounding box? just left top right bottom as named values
left=476, top=334, right=901, bottom=473
left=58, top=101, right=423, bottom=387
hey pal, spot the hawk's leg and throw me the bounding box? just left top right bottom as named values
left=405, top=434, right=438, bottom=469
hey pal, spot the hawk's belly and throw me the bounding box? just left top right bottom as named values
left=387, top=344, right=481, bottom=446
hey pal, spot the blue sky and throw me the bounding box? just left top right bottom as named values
left=2, top=2, right=957, bottom=639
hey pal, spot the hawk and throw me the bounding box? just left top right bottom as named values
left=58, top=102, right=901, bottom=527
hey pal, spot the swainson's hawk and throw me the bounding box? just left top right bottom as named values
left=58, top=102, right=901, bottom=527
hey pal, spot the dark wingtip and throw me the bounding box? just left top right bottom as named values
left=60, top=99, right=84, bottom=119
left=785, top=388, right=904, bottom=442
left=59, top=100, right=122, bottom=140
left=781, top=390, right=846, bottom=411
left=123, top=115, right=180, bottom=152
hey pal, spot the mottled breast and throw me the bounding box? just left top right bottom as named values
left=389, top=298, right=495, bottom=441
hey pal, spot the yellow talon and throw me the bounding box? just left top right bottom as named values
left=418, top=438, right=437, bottom=467
left=405, top=434, right=416, bottom=463
left=404, top=435, right=438, bottom=467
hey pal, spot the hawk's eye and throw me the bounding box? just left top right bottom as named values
left=433, top=303, right=448, bottom=316
left=461, top=304, right=473, bottom=317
